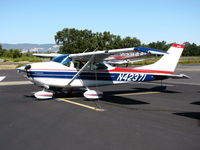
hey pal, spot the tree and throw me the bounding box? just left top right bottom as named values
left=183, top=42, right=200, bottom=56
left=0, top=45, right=6, bottom=57
left=55, top=28, right=97, bottom=53
left=54, top=28, right=200, bottom=56
left=4, top=49, right=22, bottom=58
left=55, top=28, right=141, bottom=54
left=121, top=37, right=141, bottom=48
left=148, top=41, right=170, bottom=51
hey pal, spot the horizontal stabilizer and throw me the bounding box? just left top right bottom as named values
left=154, top=74, right=190, bottom=79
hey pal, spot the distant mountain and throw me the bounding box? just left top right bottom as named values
left=0, top=43, right=59, bottom=53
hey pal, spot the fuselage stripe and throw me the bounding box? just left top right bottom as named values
left=28, top=70, right=158, bottom=82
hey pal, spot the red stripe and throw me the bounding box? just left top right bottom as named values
left=36, top=94, right=53, bottom=96
left=109, top=67, right=173, bottom=74
left=30, top=68, right=173, bottom=74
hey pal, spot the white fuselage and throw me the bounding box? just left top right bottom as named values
left=21, top=60, right=170, bottom=90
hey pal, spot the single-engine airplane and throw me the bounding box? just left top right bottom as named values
left=17, top=43, right=189, bottom=99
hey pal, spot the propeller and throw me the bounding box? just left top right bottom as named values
left=25, top=65, right=31, bottom=77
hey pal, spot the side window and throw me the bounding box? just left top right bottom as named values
left=91, top=63, right=107, bottom=70
left=96, top=63, right=108, bottom=70
left=74, top=60, right=85, bottom=69
left=73, top=61, right=107, bottom=70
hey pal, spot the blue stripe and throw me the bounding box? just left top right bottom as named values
left=29, top=71, right=155, bottom=82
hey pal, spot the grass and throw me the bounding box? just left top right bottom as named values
left=179, top=59, right=200, bottom=64
left=0, top=56, right=46, bottom=69
left=1, top=56, right=45, bottom=63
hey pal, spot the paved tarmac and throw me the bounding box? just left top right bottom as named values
left=0, top=64, right=200, bottom=150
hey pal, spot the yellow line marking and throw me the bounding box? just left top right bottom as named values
left=64, top=97, right=81, bottom=100
left=114, top=91, right=160, bottom=96
left=0, top=81, right=33, bottom=86
left=57, top=98, right=105, bottom=112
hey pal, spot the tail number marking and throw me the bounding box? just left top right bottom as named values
left=117, top=73, right=146, bottom=81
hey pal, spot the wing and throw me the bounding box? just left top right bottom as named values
left=154, top=74, right=190, bottom=79
left=33, top=53, right=61, bottom=58
left=69, top=47, right=167, bottom=62
left=32, top=47, right=167, bottom=62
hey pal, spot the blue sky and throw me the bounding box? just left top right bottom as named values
left=1, top=0, right=200, bottom=44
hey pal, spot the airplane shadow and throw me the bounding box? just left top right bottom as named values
left=53, top=85, right=181, bottom=105
left=24, top=94, right=36, bottom=99
left=99, top=88, right=153, bottom=105
left=100, top=96, right=149, bottom=105
left=94, top=85, right=181, bottom=105
left=54, top=91, right=83, bottom=98
left=133, top=86, right=181, bottom=93
left=173, top=112, right=200, bottom=120
left=24, top=94, right=55, bottom=101
left=190, top=101, right=200, bottom=105
left=25, top=85, right=180, bottom=105
left=53, top=89, right=149, bottom=105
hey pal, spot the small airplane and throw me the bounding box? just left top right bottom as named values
left=17, top=43, right=189, bottom=99
left=0, top=76, right=6, bottom=82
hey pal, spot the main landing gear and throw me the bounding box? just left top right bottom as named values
left=34, top=89, right=103, bottom=100
left=83, top=90, right=103, bottom=99
left=34, top=90, right=54, bottom=100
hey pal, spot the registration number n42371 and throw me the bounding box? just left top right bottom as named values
left=117, top=73, right=146, bottom=82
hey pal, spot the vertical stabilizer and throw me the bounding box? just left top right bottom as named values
left=136, top=43, right=185, bottom=73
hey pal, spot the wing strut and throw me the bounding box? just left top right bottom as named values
left=66, top=55, right=95, bottom=87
